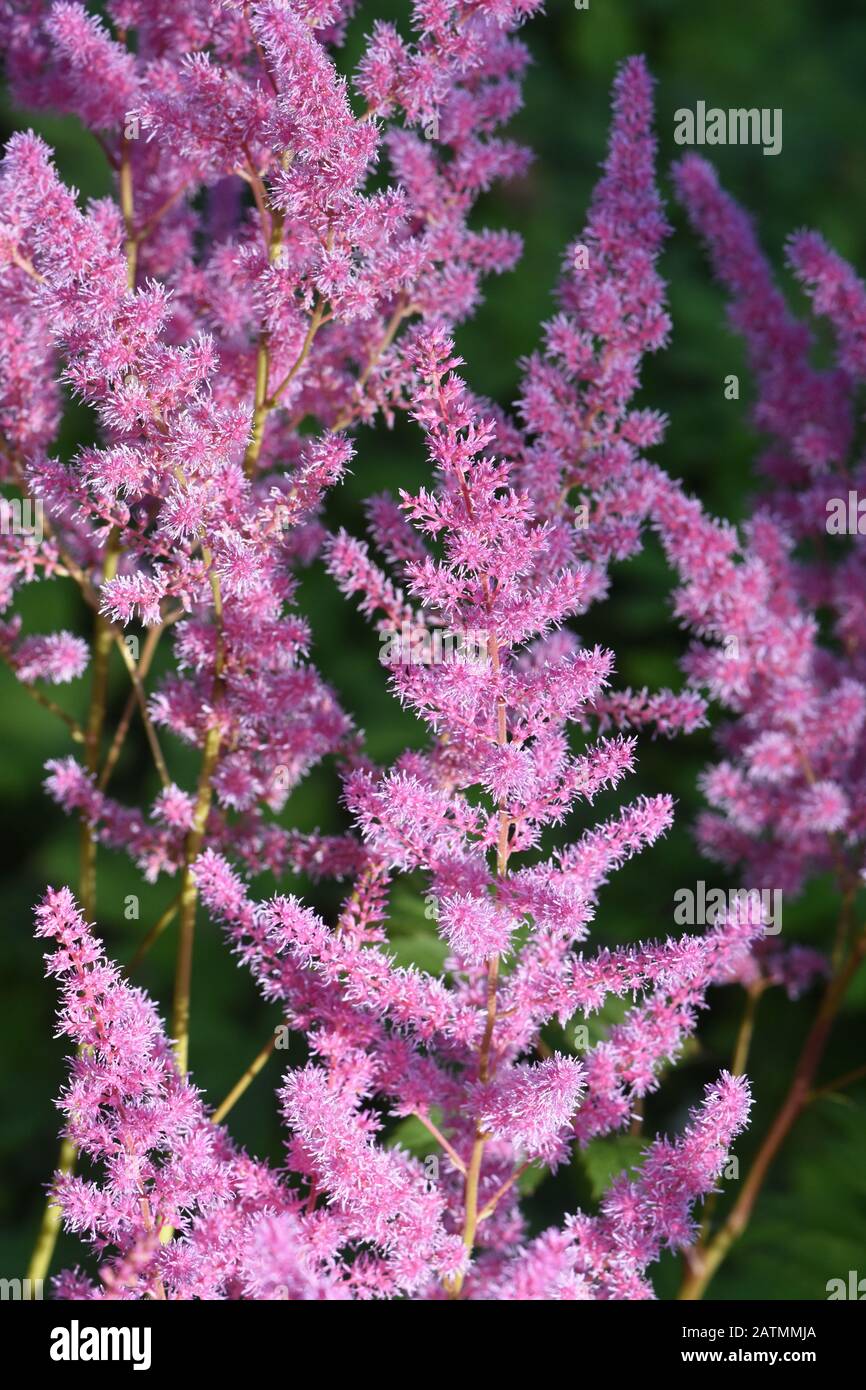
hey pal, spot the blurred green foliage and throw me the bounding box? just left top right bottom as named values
left=2, top=0, right=865, bottom=1300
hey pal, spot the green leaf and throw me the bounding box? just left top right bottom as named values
left=386, top=1111, right=450, bottom=1164
left=580, top=1134, right=647, bottom=1202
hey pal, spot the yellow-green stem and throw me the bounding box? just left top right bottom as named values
left=445, top=618, right=510, bottom=1299
left=126, top=895, right=181, bottom=974
left=696, top=981, right=765, bottom=1248
left=100, top=623, right=165, bottom=790
left=243, top=336, right=271, bottom=479
left=242, top=198, right=285, bottom=479
left=119, top=134, right=137, bottom=290
left=731, top=982, right=765, bottom=1080
left=170, top=534, right=225, bottom=1076
left=111, top=629, right=170, bottom=787
left=679, top=921, right=866, bottom=1299
left=211, top=1033, right=278, bottom=1125
left=24, top=1135, right=76, bottom=1294
left=171, top=722, right=222, bottom=1076
left=0, top=656, right=84, bottom=743
left=80, top=529, right=121, bottom=914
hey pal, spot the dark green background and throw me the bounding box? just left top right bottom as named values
left=2, top=0, right=865, bottom=1299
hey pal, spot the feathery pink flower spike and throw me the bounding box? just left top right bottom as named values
left=5, top=3, right=821, bottom=1300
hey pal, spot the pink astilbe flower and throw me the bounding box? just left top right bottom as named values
left=281, top=1065, right=465, bottom=1296
left=516, top=56, right=672, bottom=576
left=2, top=627, right=88, bottom=683
left=0, top=0, right=546, bottom=900
left=787, top=228, right=866, bottom=380
left=2, top=9, right=786, bottom=1302
left=514, top=78, right=855, bottom=1015
left=311, top=328, right=755, bottom=1295
left=510, top=57, right=702, bottom=744
left=180, top=313, right=759, bottom=1299
left=490, top=1071, right=751, bottom=1300
left=0, top=120, right=353, bottom=886
left=666, top=154, right=866, bottom=918
left=474, top=1054, right=585, bottom=1161
left=34, top=884, right=371, bottom=1300
left=438, top=893, right=514, bottom=966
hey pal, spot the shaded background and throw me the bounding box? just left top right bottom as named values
left=2, top=0, right=865, bottom=1298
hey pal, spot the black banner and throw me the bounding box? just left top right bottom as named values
left=6, top=1296, right=861, bottom=1376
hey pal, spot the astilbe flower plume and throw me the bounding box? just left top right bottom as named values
left=626, top=154, right=866, bottom=1297
left=511, top=64, right=843, bottom=1007
left=2, top=5, right=768, bottom=1301
left=476, top=55, right=866, bottom=1300
left=31, top=331, right=759, bottom=1299
left=512, top=56, right=705, bottom=742
left=266, top=327, right=755, bottom=1297
left=665, top=154, right=866, bottom=908
left=0, top=0, right=547, bottom=1064
left=35, top=885, right=356, bottom=1300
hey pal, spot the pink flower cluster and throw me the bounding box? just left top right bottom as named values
left=4, top=1, right=859, bottom=1302
left=660, top=156, right=866, bottom=914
